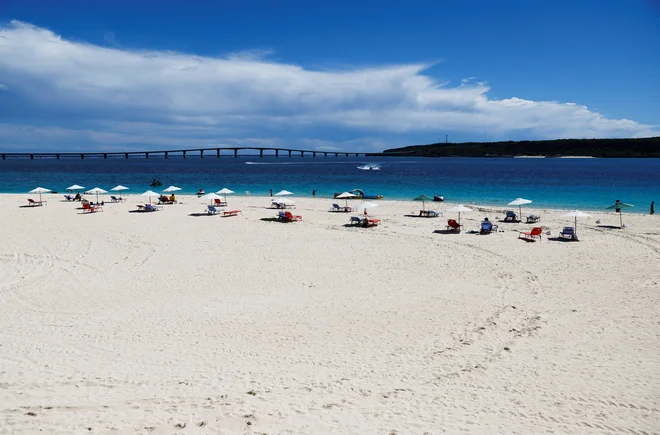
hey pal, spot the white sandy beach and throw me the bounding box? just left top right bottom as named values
left=0, top=193, right=658, bottom=434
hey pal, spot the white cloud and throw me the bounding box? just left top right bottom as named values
left=0, top=20, right=657, bottom=151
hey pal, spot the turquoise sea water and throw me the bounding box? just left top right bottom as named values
left=0, top=156, right=658, bottom=212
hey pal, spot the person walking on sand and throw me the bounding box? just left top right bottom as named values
left=269, top=189, right=273, bottom=197
left=312, top=189, right=316, bottom=197
left=651, top=201, right=655, bottom=215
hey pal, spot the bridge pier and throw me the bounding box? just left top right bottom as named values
left=145, top=152, right=149, bottom=159
left=103, top=153, right=107, bottom=159
left=164, top=151, right=168, bottom=158
left=183, top=151, right=187, bottom=158
left=275, top=149, right=279, bottom=157
left=80, top=154, right=84, bottom=159
left=56, top=154, right=60, bottom=160
left=288, top=150, right=292, bottom=157
left=234, top=149, right=238, bottom=158
left=216, top=149, right=220, bottom=158
left=259, top=149, right=264, bottom=158
left=124, top=153, right=129, bottom=159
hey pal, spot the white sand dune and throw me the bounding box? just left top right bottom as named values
left=0, top=194, right=658, bottom=434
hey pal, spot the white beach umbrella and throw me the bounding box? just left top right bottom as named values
left=508, top=198, right=533, bottom=217
left=354, top=201, right=379, bottom=215
left=66, top=184, right=85, bottom=192
left=562, top=210, right=590, bottom=236
left=446, top=204, right=473, bottom=225
left=335, top=191, right=357, bottom=208
left=29, top=187, right=51, bottom=203
left=202, top=192, right=224, bottom=205
left=141, top=190, right=160, bottom=204
left=275, top=190, right=294, bottom=196
left=86, top=187, right=108, bottom=204
left=216, top=187, right=235, bottom=202
left=111, top=185, right=129, bottom=193
left=163, top=186, right=182, bottom=193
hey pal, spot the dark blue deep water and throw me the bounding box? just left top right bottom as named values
left=1, top=156, right=658, bottom=212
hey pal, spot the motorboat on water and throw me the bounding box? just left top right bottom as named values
left=150, top=179, right=163, bottom=187
left=333, top=188, right=384, bottom=200
left=357, top=164, right=381, bottom=171
left=433, top=195, right=445, bottom=202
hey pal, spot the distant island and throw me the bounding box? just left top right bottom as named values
left=377, top=137, right=660, bottom=158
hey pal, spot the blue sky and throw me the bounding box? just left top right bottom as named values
left=0, top=0, right=658, bottom=152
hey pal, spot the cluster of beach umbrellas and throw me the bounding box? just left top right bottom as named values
left=200, top=187, right=236, bottom=204
left=26, top=184, right=637, bottom=234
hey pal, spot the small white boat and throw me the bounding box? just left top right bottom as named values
left=357, top=164, right=381, bottom=171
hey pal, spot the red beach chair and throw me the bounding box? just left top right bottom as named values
left=519, top=226, right=543, bottom=241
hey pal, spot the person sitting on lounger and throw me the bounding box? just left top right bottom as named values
left=170, top=194, right=176, bottom=202
left=74, top=193, right=81, bottom=201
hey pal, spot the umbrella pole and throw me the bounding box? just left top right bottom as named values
left=620, top=212, right=623, bottom=228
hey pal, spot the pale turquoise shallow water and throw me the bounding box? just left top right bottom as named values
left=0, top=156, right=658, bottom=212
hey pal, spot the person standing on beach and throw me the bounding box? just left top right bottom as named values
left=651, top=201, right=655, bottom=215
left=312, top=189, right=316, bottom=197
left=269, top=189, right=273, bottom=197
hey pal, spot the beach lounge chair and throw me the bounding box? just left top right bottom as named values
left=27, top=198, right=46, bottom=206
left=207, top=205, right=219, bottom=215
left=519, top=226, right=543, bottom=241
left=144, top=204, right=162, bottom=212
left=284, top=211, right=302, bottom=222
left=446, top=219, right=462, bottom=232
left=350, top=216, right=364, bottom=226
left=560, top=226, right=578, bottom=240
left=426, top=210, right=439, bottom=218
left=331, top=203, right=343, bottom=212
left=110, top=195, right=126, bottom=203
left=480, top=221, right=498, bottom=234
left=222, top=210, right=241, bottom=217
left=363, top=219, right=380, bottom=227
left=64, top=194, right=75, bottom=201
left=82, top=202, right=102, bottom=213
left=214, top=198, right=227, bottom=207
left=526, top=215, right=540, bottom=223
left=504, top=211, right=518, bottom=222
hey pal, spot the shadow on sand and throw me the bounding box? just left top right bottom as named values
left=433, top=229, right=460, bottom=235
left=597, top=225, right=622, bottom=229
left=547, top=236, right=578, bottom=242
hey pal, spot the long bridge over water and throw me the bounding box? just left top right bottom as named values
left=0, top=146, right=379, bottom=160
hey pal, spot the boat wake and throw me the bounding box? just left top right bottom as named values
left=357, top=164, right=381, bottom=171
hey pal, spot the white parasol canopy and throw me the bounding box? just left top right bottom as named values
left=335, top=191, right=357, bottom=207
left=111, top=185, right=129, bottom=192
left=66, top=184, right=85, bottom=191
left=216, top=187, right=235, bottom=202
left=354, top=201, right=378, bottom=215
left=202, top=192, right=224, bottom=205
left=163, top=186, right=182, bottom=193
left=29, top=187, right=51, bottom=203
left=275, top=190, right=294, bottom=196
left=508, top=198, right=532, bottom=217
left=141, top=190, right=160, bottom=204
left=446, top=204, right=472, bottom=225
left=562, top=210, right=590, bottom=236
left=86, top=187, right=107, bottom=204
